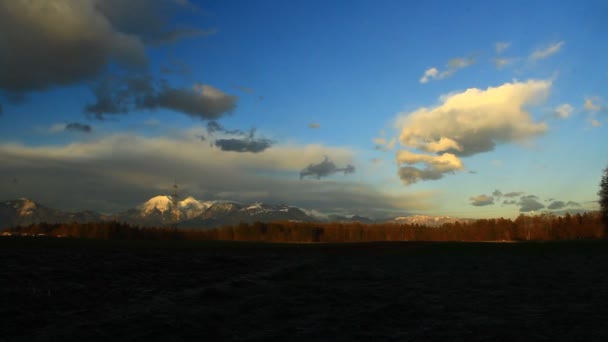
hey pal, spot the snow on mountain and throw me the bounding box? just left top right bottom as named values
left=391, top=215, right=467, bottom=227
left=139, top=195, right=174, bottom=215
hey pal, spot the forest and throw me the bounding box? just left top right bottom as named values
left=4, top=211, right=605, bottom=243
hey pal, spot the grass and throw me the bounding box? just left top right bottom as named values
left=2, top=237, right=608, bottom=341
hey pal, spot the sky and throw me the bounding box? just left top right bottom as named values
left=1, top=0, right=607, bottom=219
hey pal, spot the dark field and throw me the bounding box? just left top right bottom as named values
left=2, top=238, right=608, bottom=341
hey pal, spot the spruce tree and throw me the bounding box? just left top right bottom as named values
left=599, top=164, right=608, bottom=235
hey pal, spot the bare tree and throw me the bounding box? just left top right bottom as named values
left=599, top=164, right=608, bottom=235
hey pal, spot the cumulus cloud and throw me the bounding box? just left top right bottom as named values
left=1, top=135, right=419, bottom=217
left=396, top=80, right=550, bottom=184
left=0, top=0, right=205, bottom=95
left=300, top=156, right=355, bottom=180
left=529, top=41, right=564, bottom=61
left=419, top=57, right=475, bottom=83
left=495, top=42, right=511, bottom=54
left=86, top=76, right=237, bottom=120
left=470, top=194, right=494, bottom=206
left=554, top=104, right=573, bottom=119
left=504, top=191, right=524, bottom=197
left=518, top=195, right=545, bottom=212
left=308, top=122, right=321, bottom=129
left=65, top=122, right=93, bottom=133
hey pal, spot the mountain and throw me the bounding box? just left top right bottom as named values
left=389, top=215, right=469, bottom=227
left=0, top=196, right=471, bottom=231
left=0, top=198, right=104, bottom=228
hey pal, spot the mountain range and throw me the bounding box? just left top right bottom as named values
left=0, top=196, right=468, bottom=230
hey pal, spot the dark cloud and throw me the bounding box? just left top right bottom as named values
left=547, top=200, right=566, bottom=210
left=504, top=191, right=524, bottom=197
left=470, top=194, right=494, bottom=206
left=468, top=170, right=477, bottom=174
left=215, top=137, right=274, bottom=153
left=492, top=189, right=503, bottom=197
left=300, top=157, right=355, bottom=180
left=308, top=122, right=321, bottom=129
left=65, top=123, right=93, bottom=133
left=0, top=1, right=196, bottom=94
left=85, top=76, right=237, bottom=120
left=397, top=166, right=443, bottom=184
left=502, top=200, right=517, bottom=205
left=205, top=123, right=274, bottom=153
left=548, top=200, right=581, bottom=210
left=518, top=195, right=545, bottom=212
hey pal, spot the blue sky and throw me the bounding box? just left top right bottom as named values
left=0, top=0, right=606, bottom=218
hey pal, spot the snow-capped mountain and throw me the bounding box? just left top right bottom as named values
left=1, top=196, right=472, bottom=231
left=390, top=215, right=469, bottom=227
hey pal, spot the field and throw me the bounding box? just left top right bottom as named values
left=2, top=238, right=608, bottom=341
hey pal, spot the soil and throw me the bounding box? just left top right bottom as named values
left=2, top=238, right=608, bottom=341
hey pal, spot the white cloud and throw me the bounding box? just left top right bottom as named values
left=590, top=119, right=601, bottom=127
left=396, top=79, right=550, bottom=184
left=529, top=41, right=564, bottom=61
left=554, top=103, right=573, bottom=119
left=419, top=57, right=475, bottom=83
left=419, top=67, right=439, bottom=84
left=584, top=97, right=601, bottom=112
left=495, top=42, right=511, bottom=54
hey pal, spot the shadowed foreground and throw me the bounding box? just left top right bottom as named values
left=2, top=238, right=608, bottom=341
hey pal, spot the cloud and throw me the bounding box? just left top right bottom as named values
left=0, top=135, right=425, bottom=217
left=65, top=122, right=93, bottom=133
left=504, top=191, right=524, bottom=197
left=300, top=156, right=355, bottom=180
left=160, top=59, right=192, bottom=76
left=308, top=122, right=321, bottom=129
left=214, top=138, right=273, bottom=153
left=470, top=194, right=494, bottom=206
left=589, top=119, right=601, bottom=127
left=502, top=199, right=517, bottom=205
left=518, top=195, right=545, bottom=212
left=495, top=42, right=510, bottom=54
left=494, top=58, right=516, bottom=69
left=373, top=137, right=397, bottom=152
left=584, top=97, right=601, bottom=112
left=553, top=104, right=573, bottom=119
left=419, top=57, right=475, bottom=83
left=396, top=80, right=550, bottom=183
left=419, top=68, right=439, bottom=84
left=0, top=0, right=205, bottom=96
left=548, top=200, right=582, bottom=211
left=529, top=41, right=564, bottom=61
left=85, top=76, right=237, bottom=120
left=492, top=189, right=503, bottom=197
left=396, top=151, right=463, bottom=184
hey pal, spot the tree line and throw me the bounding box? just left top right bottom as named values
left=4, top=211, right=605, bottom=242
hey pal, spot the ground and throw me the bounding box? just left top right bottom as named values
left=2, top=238, right=608, bottom=341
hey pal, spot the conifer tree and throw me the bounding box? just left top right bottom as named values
left=599, top=164, right=608, bottom=235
